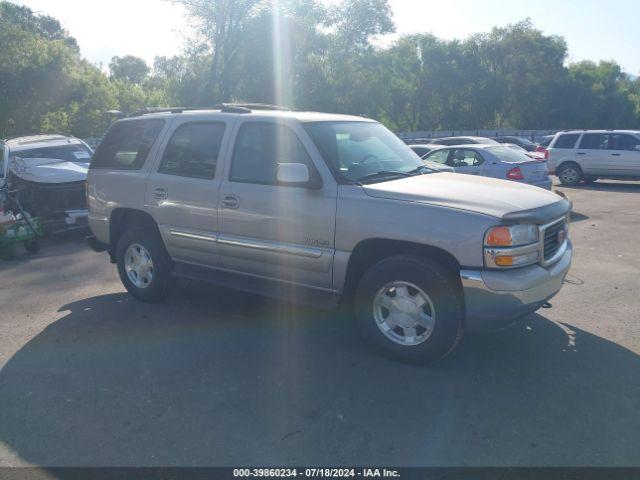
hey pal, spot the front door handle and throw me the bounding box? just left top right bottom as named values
left=576, top=152, right=586, bottom=155
left=611, top=153, right=621, bottom=156
left=152, top=187, right=168, bottom=200
left=221, top=195, right=240, bottom=209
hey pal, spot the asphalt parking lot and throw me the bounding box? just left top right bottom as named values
left=0, top=180, right=639, bottom=468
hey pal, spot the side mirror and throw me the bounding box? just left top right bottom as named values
left=276, top=163, right=320, bottom=189
left=635, top=145, right=640, bottom=151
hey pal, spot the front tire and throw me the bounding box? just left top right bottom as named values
left=557, top=163, right=583, bottom=186
left=116, top=227, right=176, bottom=302
left=354, top=255, right=465, bottom=364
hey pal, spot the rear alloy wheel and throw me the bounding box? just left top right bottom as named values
left=557, top=163, right=583, bottom=186
left=116, top=227, right=176, bottom=302
left=355, top=255, right=465, bottom=364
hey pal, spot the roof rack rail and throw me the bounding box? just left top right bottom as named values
left=223, top=103, right=290, bottom=111
left=128, top=107, right=195, bottom=117
left=127, top=103, right=291, bottom=118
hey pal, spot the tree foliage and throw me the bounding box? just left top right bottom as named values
left=1, top=1, right=640, bottom=139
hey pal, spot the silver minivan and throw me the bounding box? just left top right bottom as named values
left=547, top=130, right=640, bottom=185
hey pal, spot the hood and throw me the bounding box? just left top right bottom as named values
left=362, top=173, right=564, bottom=220
left=9, top=157, right=89, bottom=184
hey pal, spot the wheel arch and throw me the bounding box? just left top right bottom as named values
left=108, top=208, right=162, bottom=263
left=342, top=238, right=462, bottom=300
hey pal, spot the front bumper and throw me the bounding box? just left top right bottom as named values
left=460, top=240, right=572, bottom=331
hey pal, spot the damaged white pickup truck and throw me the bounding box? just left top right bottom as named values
left=0, top=134, right=93, bottom=233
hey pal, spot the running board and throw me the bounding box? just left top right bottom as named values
left=173, top=261, right=340, bottom=310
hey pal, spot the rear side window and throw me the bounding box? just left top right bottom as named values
left=158, top=122, right=226, bottom=179
left=579, top=133, right=609, bottom=150
left=91, top=119, right=165, bottom=170
left=553, top=134, right=580, bottom=149
left=609, top=134, right=640, bottom=151
left=230, top=122, right=313, bottom=185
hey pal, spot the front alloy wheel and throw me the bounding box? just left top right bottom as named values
left=354, top=255, right=465, bottom=364
left=373, top=281, right=436, bottom=346
left=124, top=243, right=154, bottom=289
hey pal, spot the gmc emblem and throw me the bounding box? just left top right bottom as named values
left=557, top=228, right=566, bottom=244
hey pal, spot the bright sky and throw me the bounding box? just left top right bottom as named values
left=13, top=0, right=640, bottom=74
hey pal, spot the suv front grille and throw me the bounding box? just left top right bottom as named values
left=543, top=220, right=566, bottom=261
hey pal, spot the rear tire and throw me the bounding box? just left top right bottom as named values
left=354, top=255, right=465, bottom=364
left=116, top=227, right=176, bottom=303
left=557, top=162, right=583, bottom=186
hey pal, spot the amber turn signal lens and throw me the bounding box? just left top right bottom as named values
left=494, top=256, right=515, bottom=267
left=486, top=227, right=512, bottom=247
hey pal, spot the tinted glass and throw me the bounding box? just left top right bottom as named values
left=230, top=123, right=313, bottom=185
left=609, top=134, right=640, bottom=151
left=159, top=122, right=226, bottom=179
left=553, top=134, right=580, bottom=149
left=91, top=119, right=165, bottom=170
left=579, top=133, right=609, bottom=150
left=0, top=144, right=4, bottom=178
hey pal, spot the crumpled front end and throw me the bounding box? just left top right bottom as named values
left=10, top=174, right=88, bottom=233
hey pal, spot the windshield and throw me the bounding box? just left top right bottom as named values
left=486, top=146, right=533, bottom=163
left=304, top=121, right=426, bottom=183
left=9, top=143, right=93, bottom=163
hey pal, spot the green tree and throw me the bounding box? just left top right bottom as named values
left=109, top=55, right=151, bottom=84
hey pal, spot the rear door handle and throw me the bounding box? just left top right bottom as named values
left=152, top=187, right=168, bottom=200
left=611, top=153, right=621, bottom=156
left=221, top=195, right=240, bottom=209
left=576, top=152, right=586, bottom=155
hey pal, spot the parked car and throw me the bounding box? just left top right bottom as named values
left=431, top=136, right=499, bottom=146
left=547, top=130, right=640, bottom=185
left=423, top=144, right=552, bottom=190
left=1, top=134, right=93, bottom=233
left=493, top=136, right=539, bottom=152
left=86, top=106, right=572, bottom=363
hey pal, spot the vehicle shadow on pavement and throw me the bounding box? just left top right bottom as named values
left=1, top=284, right=638, bottom=467
left=561, top=181, right=640, bottom=193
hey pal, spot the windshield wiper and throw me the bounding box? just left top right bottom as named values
left=356, top=170, right=414, bottom=184
left=407, top=165, right=434, bottom=175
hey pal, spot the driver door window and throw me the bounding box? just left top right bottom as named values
left=448, top=149, right=484, bottom=167
left=447, top=149, right=484, bottom=175
left=425, top=150, right=450, bottom=164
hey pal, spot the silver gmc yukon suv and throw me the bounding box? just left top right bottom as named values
left=87, top=105, right=573, bottom=363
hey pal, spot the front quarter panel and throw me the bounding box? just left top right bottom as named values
left=333, top=185, right=498, bottom=291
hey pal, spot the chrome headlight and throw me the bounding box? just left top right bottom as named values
left=484, top=225, right=540, bottom=268
left=485, top=225, right=539, bottom=247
